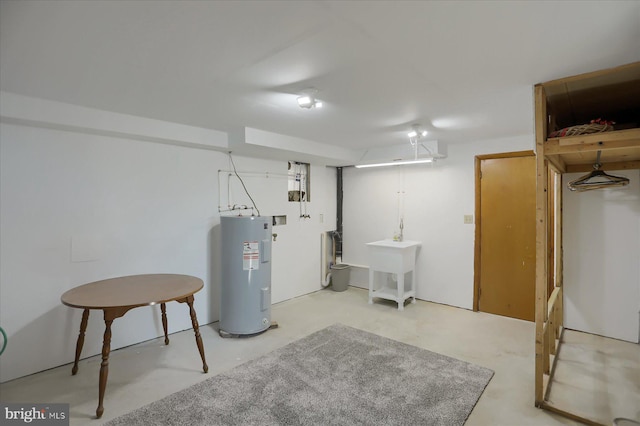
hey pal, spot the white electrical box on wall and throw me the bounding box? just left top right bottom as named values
left=272, top=215, right=286, bottom=226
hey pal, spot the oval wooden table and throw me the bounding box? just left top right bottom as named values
left=61, top=274, right=209, bottom=419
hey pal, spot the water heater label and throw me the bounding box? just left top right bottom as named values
left=243, top=241, right=260, bottom=270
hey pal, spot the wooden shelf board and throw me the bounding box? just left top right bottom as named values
left=544, top=128, right=640, bottom=168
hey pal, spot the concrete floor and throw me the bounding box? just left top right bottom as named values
left=546, top=329, right=640, bottom=425
left=0, top=287, right=633, bottom=425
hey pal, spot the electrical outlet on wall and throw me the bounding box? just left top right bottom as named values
left=464, top=214, right=473, bottom=224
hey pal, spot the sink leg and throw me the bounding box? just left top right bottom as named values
left=397, top=273, right=404, bottom=311
left=368, top=268, right=374, bottom=304
left=410, top=271, right=416, bottom=303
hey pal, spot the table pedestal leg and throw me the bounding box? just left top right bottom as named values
left=96, top=318, right=113, bottom=419
left=186, top=296, right=208, bottom=373
left=161, top=303, right=169, bottom=345
left=72, top=309, right=89, bottom=375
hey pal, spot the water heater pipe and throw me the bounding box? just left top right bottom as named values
left=320, top=232, right=337, bottom=288
left=322, top=272, right=332, bottom=288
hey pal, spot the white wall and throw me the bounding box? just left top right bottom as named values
left=3, top=93, right=637, bottom=386
left=0, top=110, right=336, bottom=382
left=563, top=170, right=640, bottom=343
left=342, top=136, right=534, bottom=309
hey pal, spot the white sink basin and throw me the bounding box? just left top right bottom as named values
left=366, top=239, right=421, bottom=273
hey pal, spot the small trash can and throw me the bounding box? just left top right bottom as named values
left=330, top=264, right=351, bottom=292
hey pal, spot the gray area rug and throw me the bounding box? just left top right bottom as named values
left=106, top=324, right=493, bottom=425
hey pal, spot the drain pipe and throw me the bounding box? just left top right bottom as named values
left=336, top=167, right=343, bottom=260
left=322, top=167, right=344, bottom=288
left=320, top=231, right=343, bottom=288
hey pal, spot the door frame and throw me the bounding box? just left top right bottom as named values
left=473, top=150, right=536, bottom=312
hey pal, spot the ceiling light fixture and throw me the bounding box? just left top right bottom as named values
left=297, top=89, right=323, bottom=109
left=407, top=126, right=427, bottom=139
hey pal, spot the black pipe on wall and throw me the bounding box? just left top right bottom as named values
left=336, top=167, right=343, bottom=258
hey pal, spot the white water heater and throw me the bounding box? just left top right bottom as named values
left=220, top=215, right=272, bottom=335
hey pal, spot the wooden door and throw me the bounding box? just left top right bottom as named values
left=475, top=153, right=536, bottom=321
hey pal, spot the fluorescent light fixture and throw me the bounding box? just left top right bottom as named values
left=355, top=158, right=434, bottom=168
left=356, top=124, right=436, bottom=168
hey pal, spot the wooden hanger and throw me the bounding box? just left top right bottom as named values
left=567, top=151, right=630, bottom=192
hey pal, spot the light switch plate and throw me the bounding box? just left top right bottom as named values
left=464, top=214, right=473, bottom=224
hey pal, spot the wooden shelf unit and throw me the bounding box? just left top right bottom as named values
left=534, top=62, right=640, bottom=425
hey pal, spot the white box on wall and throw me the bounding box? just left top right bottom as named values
left=421, top=140, right=447, bottom=159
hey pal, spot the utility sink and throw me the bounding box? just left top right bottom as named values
left=366, top=239, right=421, bottom=310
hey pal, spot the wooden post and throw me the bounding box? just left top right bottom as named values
left=534, top=84, right=549, bottom=406
left=547, top=168, right=555, bottom=297
left=549, top=303, right=556, bottom=356
left=556, top=174, right=564, bottom=337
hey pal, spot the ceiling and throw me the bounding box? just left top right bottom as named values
left=1, top=0, right=639, bottom=162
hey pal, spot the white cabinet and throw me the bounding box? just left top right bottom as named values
left=366, top=240, right=421, bottom=310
